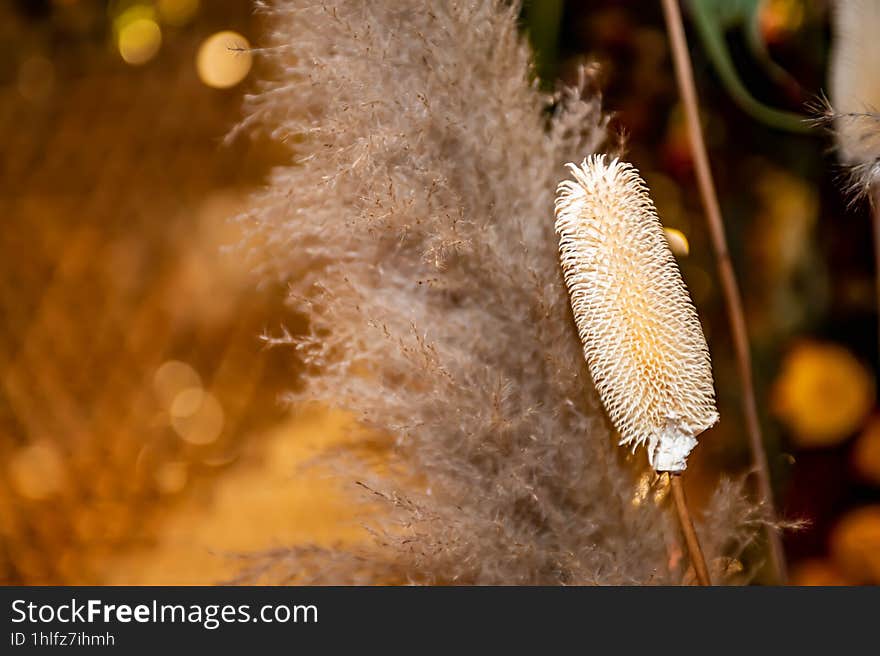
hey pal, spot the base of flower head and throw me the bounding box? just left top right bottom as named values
left=650, top=413, right=702, bottom=473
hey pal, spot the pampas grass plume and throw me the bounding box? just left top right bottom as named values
left=555, top=156, right=718, bottom=472
left=239, top=0, right=760, bottom=585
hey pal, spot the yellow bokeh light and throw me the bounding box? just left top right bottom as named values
left=761, top=0, right=805, bottom=39
left=170, top=387, right=205, bottom=418
left=170, top=391, right=224, bottom=445
left=157, top=0, right=199, bottom=27
left=830, top=506, right=880, bottom=583
left=153, top=360, right=202, bottom=408
left=772, top=341, right=874, bottom=448
left=117, top=17, right=162, bottom=65
left=663, top=227, right=690, bottom=257
left=196, top=31, right=252, bottom=89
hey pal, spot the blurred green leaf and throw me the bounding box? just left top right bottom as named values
left=523, top=0, right=564, bottom=85
left=686, top=0, right=810, bottom=132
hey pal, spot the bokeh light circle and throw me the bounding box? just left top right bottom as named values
left=196, top=31, right=252, bottom=89
left=118, top=18, right=162, bottom=66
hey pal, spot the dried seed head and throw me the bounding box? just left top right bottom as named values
left=555, top=156, right=718, bottom=472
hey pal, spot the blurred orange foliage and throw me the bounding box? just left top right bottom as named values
left=772, top=341, right=874, bottom=448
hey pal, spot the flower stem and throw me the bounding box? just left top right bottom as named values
left=670, top=474, right=711, bottom=585
left=660, top=0, right=787, bottom=583
left=872, top=182, right=880, bottom=358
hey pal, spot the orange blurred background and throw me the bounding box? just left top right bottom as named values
left=0, top=0, right=371, bottom=585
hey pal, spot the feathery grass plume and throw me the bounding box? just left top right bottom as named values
left=829, top=0, right=880, bottom=196
left=555, top=156, right=718, bottom=473
left=239, top=0, right=759, bottom=585
left=828, top=0, right=880, bottom=360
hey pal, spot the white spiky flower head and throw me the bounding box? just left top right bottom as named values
left=555, top=155, right=719, bottom=472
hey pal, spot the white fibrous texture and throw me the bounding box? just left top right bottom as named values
left=830, top=0, right=880, bottom=190
left=555, top=156, right=719, bottom=472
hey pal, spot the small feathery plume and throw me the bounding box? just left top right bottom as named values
left=829, top=0, right=880, bottom=196
left=554, top=155, right=718, bottom=472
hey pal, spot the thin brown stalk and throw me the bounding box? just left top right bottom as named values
left=670, top=474, right=711, bottom=586
left=660, top=0, right=787, bottom=583
left=873, top=182, right=880, bottom=357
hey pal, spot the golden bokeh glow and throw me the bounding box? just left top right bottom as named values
left=170, top=387, right=205, bottom=419
left=830, top=506, right=880, bottom=583
left=196, top=31, right=252, bottom=89
left=170, top=390, right=224, bottom=445
left=761, top=0, right=806, bottom=40
left=663, top=227, right=690, bottom=257
left=153, top=360, right=202, bottom=408
left=772, top=341, right=874, bottom=448
left=117, top=16, right=162, bottom=66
